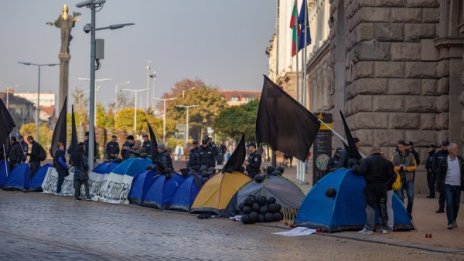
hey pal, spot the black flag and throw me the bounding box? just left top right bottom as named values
left=147, top=122, right=159, bottom=161
left=50, top=97, right=67, bottom=157
left=0, top=98, right=16, bottom=158
left=223, top=133, right=246, bottom=172
left=340, top=111, right=362, bottom=161
left=68, top=105, right=78, bottom=156
left=256, top=75, right=320, bottom=161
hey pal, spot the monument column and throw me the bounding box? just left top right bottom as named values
left=59, top=53, right=70, bottom=108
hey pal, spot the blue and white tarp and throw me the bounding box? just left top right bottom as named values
left=41, top=167, right=75, bottom=196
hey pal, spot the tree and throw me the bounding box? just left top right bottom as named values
left=20, top=123, right=53, bottom=149
left=114, top=108, right=175, bottom=137
left=166, top=86, right=226, bottom=139
left=156, top=78, right=206, bottom=111
left=213, top=99, right=259, bottom=141
left=96, top=103, right=114, bottom=129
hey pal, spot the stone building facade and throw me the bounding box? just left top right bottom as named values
left=268, top=0, right=464, bottom=192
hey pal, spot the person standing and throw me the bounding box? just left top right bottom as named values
left=53, top=142, right=69, bottom=194
left=407, top=141, right=421, bottom=167
left=187, top=140, right=200, bottom=170
left=84, top=131, right=99, bottom=161
left=392, top=140, right=417, bottom=218
left=7, top=136, right=23, bottom=171
left=18, top=135, right=28, bottom=162
left=352, top=144, right=393, bottom=234
left=425, top=144, right=437, bottom=198
left=72, top=143, right=91, bottom=200
left=121, top=135, right=135, bottom=160
left=435, top=143, right=464, bottom=229
left=198, top=137, right=216, bottom=169
left=245, top=142, right=261, bottom=179
left=432, top=140, right=450, bottom=213
left=26, top=136, right=45, bottom=176
left=105, top=135, right=120, bottom=160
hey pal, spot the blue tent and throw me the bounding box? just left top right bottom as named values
left=111, top=158, right=151, bottom=177
left=143, top=173, right=184, bottom=209
left=3, top=163, right=31, bottom=191
left=0, top=161, right=8, bottom=187
left=128, top=170, right=158, bottom=205
left=295, top=168, right=414, bottom=232
left=94, top=161, right=119, bottom=174
left=169, top=175, right=201, bottom=212
left=27, top=164, right=52, bottom=192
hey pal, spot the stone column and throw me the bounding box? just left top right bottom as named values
left=58, top=53, right=70, bottom=109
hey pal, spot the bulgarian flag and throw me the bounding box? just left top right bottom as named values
left=289, top=0, right=300, bottom=57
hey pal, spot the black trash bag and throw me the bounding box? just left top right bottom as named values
left=275, top=203, right=282, bottom=212
left=268, top=203, right=277, bottom=213
left=273, top=212, right=283, bottom=221
left=264, top=212, right=274, bottom=222
left=238, top=203, right=244, bottom=212
left=252, top=202, right=261, bottom=212
left=254, top=174, right=265, bottom=183
left=241, top=214, right=250, bottom=224
left=249, top=211, right=259, bottom=223
left=266, top=166, right=275, bottom=175
left=259, top=205, right=268, bottom=214
left=257, top=196, right=267, bottom=206
left=244, top=198, right=253, bottom=207
left=276, top=166, right=285, bottom=174
left=325, top=187, right=337, bottom=198
left=267, top=197, right=276, bottom=204
left=243, top=206, right=252, bottom=214
left=258, top=214, right=265, bottom=223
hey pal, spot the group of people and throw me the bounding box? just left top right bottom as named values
left=351, top=139, right=463, bottom=234
left=2, top=135, right=46, bottom=177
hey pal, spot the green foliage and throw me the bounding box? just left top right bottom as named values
left=114, top=108, right=176, bottom=137
left=96, top=103, right=114, bottom=129
left=213, top=99, right=259, bottom=141
left=19, top=123, right=52, bottom=150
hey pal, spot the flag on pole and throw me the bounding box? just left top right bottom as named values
left=223, top=133, right=246, bottom=173
left=0, top=98, right=16, bottom=163
left=256, top=76, right=320, bottom=161
left=340, top=111, right=362, bottom=161
left=147, top=122, right=159, bottom=162
left=289, top=0, right=300, bottom=57
left=298, top=0, right=311, bottom=51
left=50, top=97, right=67, bottom=157
left=68, top=105, right=78, bottom=157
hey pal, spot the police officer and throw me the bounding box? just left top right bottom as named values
left=198, top=137, right=215, bottom=169
left=121, top=135, right=135, bottom=160
left=105, top=135, right=120, bottom=160
left=156, top=143, right=173, bottom=173
left=187, top=140, right=200, bottom=170
left=245, top=142, right=261, bottom=179
left=141, top=133, right=152, bottom=155
left=432, top=139, right=450, bottom=213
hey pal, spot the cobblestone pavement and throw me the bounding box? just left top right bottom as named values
left=0, top=191, right=463, bottom=260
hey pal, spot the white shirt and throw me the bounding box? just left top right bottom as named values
left=445, top=156, right=461, bottom=186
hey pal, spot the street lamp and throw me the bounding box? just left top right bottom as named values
left=18, top=62, right=59, bottom=139
left=154, top=97, right=176, bottom=142
left=76, top=0, right=134, bottom=171
left=78, top=77, right=111, bottom=123
left=4, top=84, right=18, bottom=109
left=176, top=104, right=198, bottom=145
left=114, top=81, right=130, bottom=111
left=122, top=88, right=148, bottom=134
left=150, top=71, right=157, bottom=108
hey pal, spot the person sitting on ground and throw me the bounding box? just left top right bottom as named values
left=352, top=144, right=394, bottom=234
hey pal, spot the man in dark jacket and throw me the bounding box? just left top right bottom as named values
left=432, top=140, right=450, bottom=213
left=327, top=147, right=347, bottom=172
left=425, top=144, right=437, bottom=198
left=26, top=136, right=43, bottom=176
left=105, top=135, right=120, bottom=160
left=18, top=135, right=28, bottom=162
left=121, top=135, right=135, bottom=160
left=72, top=142, right=90, bottom=200
left=141, top=134, right=152, bottom=155
left=435, top=143, right=464, bottom=229
left=8, top=136, right=23, bottom=171
left=53, top=142, right=69, bottom=194
left=407, top=141, right=421, bottom=167
left=245, top=142, right=261, bottom=179
left=84, top=131, right=99, bottom=161
left=198, top=137, right=216, bottom=169
left=187, top=140, right=200, bottom=170
left=156, top=143, right=173, bottom=173
left=352, top=144, right=394, bottom=234
left=392, top=140, right=417, bottom=217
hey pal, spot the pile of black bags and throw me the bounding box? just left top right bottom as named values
left=238, top=195, right=283, bottom=224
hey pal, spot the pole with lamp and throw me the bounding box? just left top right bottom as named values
left=154, top=97, right=176, bottom=142
left=122, top=88, right=148, bottom=134
left=176, top=104, right=198, bottom=146
left=18, top=62, right=59, bottom=139
left=76, top=0, right=134, bottom=171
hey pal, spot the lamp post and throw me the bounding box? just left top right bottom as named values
left=78, top=77, right=111, bottom=123
left=18, top=62, right=59, bottom=139
left=154, top=97, right=176, bottom=142
left=122, top=88, right=148, bottom=134
left=5, top=85, right=18, bottom=109
left=176, top=104, right=198, bottom=145
left=76, top=0, right=134, bottom=171
left=114, top=81, right=130, bottom=111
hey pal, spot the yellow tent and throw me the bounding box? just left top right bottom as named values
left=191, top=171, right=251, bottom=216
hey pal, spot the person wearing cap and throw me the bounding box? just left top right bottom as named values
left=425, top=144, right=437, bottom=198
left=141, top=134, right=152, bottom=155
left=198, top=137, right=216, bottom=169
left=7, top=136, right=23, bottom=171
left=435, top=143, right=464, bottom=229
left=105, top=135, right=120, bottom=160
left=187, top=140, right=200, bottom=170
left=432, top=139, right=450, bottom=213
left=18, top=135, right=28, bottom=162
left=156, top=143, right=173, bottom=173
left=245, top=142, right=261, bottom=179
left=392, top=140, right=417, bottom=218
left=121, top=135, right=135, bottom=160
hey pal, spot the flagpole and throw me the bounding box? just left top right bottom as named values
left=3, top=144, right=8, bottom=177
left=300, top=0, right=309, bottom=183
left=317, top=119, right=366, bottom=158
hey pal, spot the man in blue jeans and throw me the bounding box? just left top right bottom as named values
left=392, top=140, right=417, bottom=218
left=436, top=143, right=464, bottom=229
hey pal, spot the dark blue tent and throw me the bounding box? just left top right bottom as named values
left=94, top=161, right=119, bottom=174
left=3, top=163, right=31, bottom=191
left=295, top=168, right=414, bottom=232
left=128, top=170, right=158, bottom=205
left=28, top=164, right=52, bottom=192
left=0, top=160, right=8, bottom=187
left=142, top=173, right=184, bottom=209
left=169, top=175, right=201, bottom=212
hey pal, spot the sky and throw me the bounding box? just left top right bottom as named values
left=0, top=0, right=276, bottom=107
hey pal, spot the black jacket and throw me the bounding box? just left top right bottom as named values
left=409, top=149, right=420, bottom=166
left=121, top=141, right=134, bottom=160
left=246, top=151, right=262, bottom=176
left=28, top=142, right=42, bottom=163
left=187, top=146, right=200, bottom=168
left=105, top=141, right=120, bottom=159
left=198, top=145, right=216, bottom=168
left=432, top=149, right=448, bottom=175
left=157, top=150, right=173, bottom=172
left=435, top=155, right=464, bottom=192
left=8, top=142, right=23, bottom=166
left=425, top=149, right=436, bottom=172
left=142, top=140, right=152, bottom=155
left=352, top=153, right=394, bottom=185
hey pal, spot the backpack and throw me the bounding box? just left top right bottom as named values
left=37, top=144, right=47, bottom=161
left=392, top=169, right=402, bottom=191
